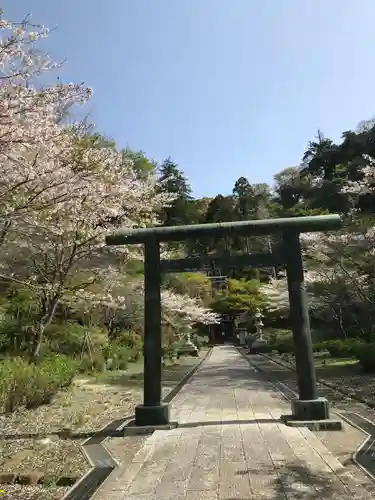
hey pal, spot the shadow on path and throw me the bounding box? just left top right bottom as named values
left=223, top=460, right=365, bottom=499
left=178, top=418, right=281, bottom=429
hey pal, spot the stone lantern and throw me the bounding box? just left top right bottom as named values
left=249, top=308, right=268, bottom=354
left=254, top=308, right=264, bottom=340
left=178, top=326, right=199, bottom=357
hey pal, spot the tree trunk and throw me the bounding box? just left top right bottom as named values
left=0, top=219, right=12, bottom=245
left=30, top=324, right=44, bottom=362
left=30, top=295, right=60, bottom=362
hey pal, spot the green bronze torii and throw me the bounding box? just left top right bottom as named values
left=106, top=214, right=343, bottom=427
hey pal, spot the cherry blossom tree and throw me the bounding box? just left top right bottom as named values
left=0, top=11, right=92, bottom=228
left=161, top=289, right=220, bottom=326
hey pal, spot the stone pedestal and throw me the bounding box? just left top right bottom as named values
left=135, top=403, right=170, bottom=426
left=292, top=397, right=329, bottom=420
left=281, top=397, right=342, bottom=431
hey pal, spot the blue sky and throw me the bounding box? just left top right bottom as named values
left=5, top=1, right=375, bottom=197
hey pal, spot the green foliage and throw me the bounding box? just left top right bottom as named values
left=45, top=323, right=108, bottom=356
left=0, top=318, right=31, bottom=353
left=211, top=278, right=266, bottom=315
left=273, top=337, right=294, bottom=354
left=191, top=333, right=208, bottom=350
left=162, top=342, right=179, bottom=362
left=313, top=339, right=359, bottom=358
left=353, top=343, right=375, bottom=373
left=0, top=286, right=41, bottom=353
left=164, top=272, right=212, bottom=304
left=6, top=286, right=39, bottom=321
left=103, top=342, right=129, bottom=370
left=124, top=259, right=144, bottom=276
left=78, top=353, right=106, bottom=374
left=121, top=148, right=156, bottom=180
left=267, top=329, right=294, bottom=354
left=0, top=355, right=77, bottom=413
left=111, top=330, right=143, bottom=361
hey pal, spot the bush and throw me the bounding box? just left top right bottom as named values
left=274, top=337, right=294, bottom=354
left=268, top=330, right=294, bottom=354
left=112, top=330, right=142, bottom=361
left=163, top=342, right=179, bottom=362
left=352, top=342, right=375, bottom=372
left=0, top=355, right=77, bottom=413
left=0, top=319, right=32, bottom=354
left=78, top=352, right=106, bottom=373
left=103, top=342, right=129, bottom=371
left=192, top=334, right=208, bottom=350
left=45, top=323, right=108, bottom=356
left=313, top=339, right=359, bottom=358
left=0, top=357, right=34, bottom=412
left=26, top=355, right=77, bottom=408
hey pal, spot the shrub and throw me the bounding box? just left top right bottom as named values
left=112, top=330, right=142, bottom=361
left=127, top=347, right=141, bottom=362
left=312, top=342, right=327, bottom=353
left=26, top=355, right=78, bottom=408
left=78, top=352, right=106, bottom=373
left=45, top=323, right=108, bottom=356
left=163, top=342, right=179, bottom=362
left=268, top=330, right=294, bottom=354
left=103, top=342, right=129, bottom=371
left=314, top=339, right=359, bottom=358
left=191, top=334, right=206, bottom=350
left=0, top=358, right=34, bottom=412
left=274, top=337, right=294, bottom=354
left=0, top=355, right=77, bottom=413
left=353, top=342, right=375, bottom=373
left=0, top=319, right=32, bottom=354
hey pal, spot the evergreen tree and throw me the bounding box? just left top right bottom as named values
left=157, top=158, right=194, bottom=233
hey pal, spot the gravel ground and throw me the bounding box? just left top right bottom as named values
left=0, top=485, right=68, bottom=500
left=0, top=352, right=206, bottom=500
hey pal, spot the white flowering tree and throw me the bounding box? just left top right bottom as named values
left=0, top=13, right=92, bottom=228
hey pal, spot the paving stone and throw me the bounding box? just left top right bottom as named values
left=218, top=459, right=252, bottom=499
left=160, top=430, right=202, bottom=482
left=184, top=491, right=219, bottom=500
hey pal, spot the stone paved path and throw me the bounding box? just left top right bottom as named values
left=92, top=346, right=373, bottom=499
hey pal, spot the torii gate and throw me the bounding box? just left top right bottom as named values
left=106, top=214, right=342, bottom=427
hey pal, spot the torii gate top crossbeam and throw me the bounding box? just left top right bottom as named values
left=106, top=214, right=343, bottom=245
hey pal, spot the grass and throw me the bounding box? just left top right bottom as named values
left=314, top=357, right=359, bottom=368
left=95, top=354, right=203, bottom=388
left=277, top=352, right=359, bottom=369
